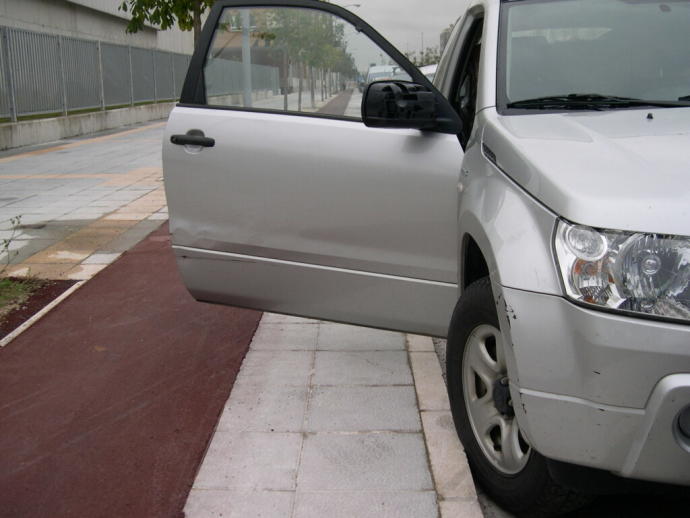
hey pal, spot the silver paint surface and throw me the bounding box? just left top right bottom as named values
left=164, top=0, right=690, bottom=485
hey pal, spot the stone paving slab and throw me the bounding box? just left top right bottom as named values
left=185, top=317, right=483, bottom=518
left=0, top=121, right=168, bottom=281
left=313, top=350, right=412, bottom=386
left=194, top=431, right=303, bottom=491
left=185, top=490, right=294, bottom=518
left=293, top=491, right=438, bottom=518
left=297, top=432, right=433, bottom=491
left=306, top=385, right=420, bottom=432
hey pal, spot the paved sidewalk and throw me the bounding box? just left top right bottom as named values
left=0, top=122, right=168, bottom=280
left=185, top=315, right=482, bottom=518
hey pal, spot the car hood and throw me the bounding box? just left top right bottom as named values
left=482, top=108, right=690, bottom=236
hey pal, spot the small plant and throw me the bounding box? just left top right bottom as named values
left=0, top=215, right=22, bottom=277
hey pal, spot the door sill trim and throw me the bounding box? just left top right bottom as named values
left=174, top=245, right=458, bottom=288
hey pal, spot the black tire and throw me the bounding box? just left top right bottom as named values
left=446, top=277, right=588, bottom=517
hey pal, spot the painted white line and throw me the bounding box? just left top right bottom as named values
left=0, top=280, right=86, bottom=348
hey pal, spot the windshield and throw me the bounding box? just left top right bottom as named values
left=367, top=71, right=394, bottom=81
left=499, top=0, right=690, bottom=109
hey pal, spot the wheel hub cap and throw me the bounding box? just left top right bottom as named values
left=462, top=324, right=531, bottom=475
left=492, top=377, right=514, bottom=417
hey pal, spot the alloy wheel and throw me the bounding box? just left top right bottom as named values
left=462, top=324, right=531, bottom=475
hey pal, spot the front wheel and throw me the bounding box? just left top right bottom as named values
left=446, top=277, right=587, bottom=517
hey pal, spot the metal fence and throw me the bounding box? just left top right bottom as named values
left=0, top=26, right=192, bottom=121
left=205, top=58, right=280, bottom=98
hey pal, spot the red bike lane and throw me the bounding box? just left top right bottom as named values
left=0, top=223, right=261, bottom=518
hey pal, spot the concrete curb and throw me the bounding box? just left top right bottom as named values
left=0, top=280, right=85, bottom=348
left=0, top=103, right=175, bottom=151
left=407, top=334, right=484, bottom=518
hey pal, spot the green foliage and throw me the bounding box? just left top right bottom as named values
left=0, top=277, right=44, bottom=324
left=0, top=277, right=34, bottom=308
left=244, top=8, right=357, bottom=76
left=118, top=0, right=215, bottom=42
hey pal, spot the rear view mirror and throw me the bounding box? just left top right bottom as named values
left=362, top=81, right=461, bottom=134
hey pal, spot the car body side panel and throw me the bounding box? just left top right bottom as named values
left=164, top=107, right=463, bottom=283
left=500, top=287, right=690, bottom=409
left=456, top=111, right=562, bottom=296
left=163, top=107, right=463, bottom=335
left=174, top=246, right=458, bottom=337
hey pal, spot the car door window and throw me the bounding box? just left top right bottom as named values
left=434, top=19, right=463, bottom=96
left=202, top=6, right=407, bottom=120
left=450, top=16, right=483, bottom=148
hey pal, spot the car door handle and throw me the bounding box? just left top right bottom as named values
left=170, top=134, right=215, bottom=147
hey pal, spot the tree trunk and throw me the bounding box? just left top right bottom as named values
left=321, top=69, right=325, bottom=101
left=193, top=0, right=203, bottom=48
left=298, top=62, right=303, bottom=111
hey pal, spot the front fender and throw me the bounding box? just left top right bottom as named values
left=458, top=123, right=561, bottom=295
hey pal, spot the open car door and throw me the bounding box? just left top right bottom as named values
left=163, top=0, right=463, bottom=336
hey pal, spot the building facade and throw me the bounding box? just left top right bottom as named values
left=0, top=0, right=195, bottom=53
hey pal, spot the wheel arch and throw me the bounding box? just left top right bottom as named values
left=461, top=233, right=490, bottom=290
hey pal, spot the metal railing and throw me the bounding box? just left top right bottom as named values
left=205, top=57, right=281, bottom=99
left=0, top=26, right=193, bottom=122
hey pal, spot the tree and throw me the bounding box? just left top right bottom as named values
left=405, top=46, right=441, bottom=67
left=118, top=0, right=215, bottom=47
left=252, top=9, right=357, bottom=107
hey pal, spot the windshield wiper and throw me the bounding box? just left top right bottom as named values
left=507, top=93, right=690, bottom=110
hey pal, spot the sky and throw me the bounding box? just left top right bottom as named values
left=332, top=0, right=470, bottom=54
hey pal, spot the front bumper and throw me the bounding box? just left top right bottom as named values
left=499, top=286, right=690, bottom=485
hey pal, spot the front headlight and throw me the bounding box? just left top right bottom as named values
left=554, top=220, right=690, bottom=322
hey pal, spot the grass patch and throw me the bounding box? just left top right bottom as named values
left=0, top=278, right=44, bottom=324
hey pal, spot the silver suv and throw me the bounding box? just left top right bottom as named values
left=163, top=0, right=690, bottom=515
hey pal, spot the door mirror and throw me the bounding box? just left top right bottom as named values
left=362, top=81, right=461, bottom=134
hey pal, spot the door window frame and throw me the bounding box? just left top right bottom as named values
left=447, top=11, right=485, bottom=148
left=178, top=0, right=442, bottom=123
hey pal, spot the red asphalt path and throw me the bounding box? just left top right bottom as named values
left=0, top=223, right=261, bottom=518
